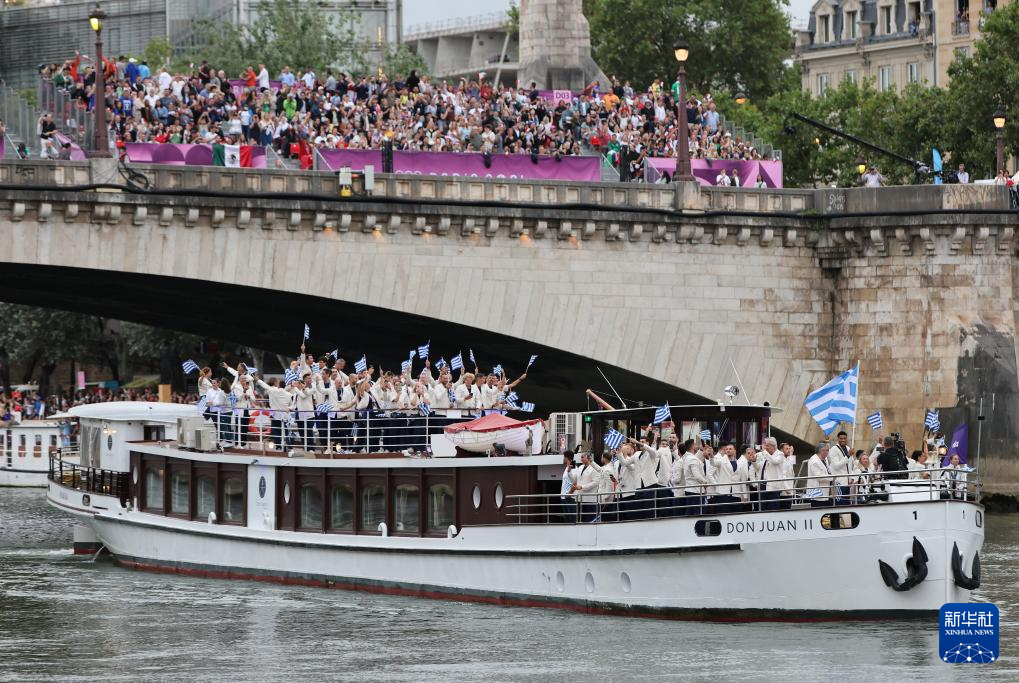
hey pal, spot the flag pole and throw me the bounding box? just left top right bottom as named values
left=850, top=361, right=859, bottom=451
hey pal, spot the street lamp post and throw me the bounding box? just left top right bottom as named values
left=673, top=39, right=695, bottom=182
left=992, top=109, right=1006, bottom=175
left=89, top=3, right=111, bottom=157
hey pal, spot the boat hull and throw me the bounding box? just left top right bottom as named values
left=0, top=468, right=48, bottom=487
left=77, top=499, right=984, bottom=621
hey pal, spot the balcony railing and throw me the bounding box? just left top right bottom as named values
left=49, top=455, right=130, bottom=502
left=953, top=20, right=971, bottom=35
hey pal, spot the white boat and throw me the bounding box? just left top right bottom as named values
left=45, top=401, right=985, bottom=620
left=0, top=419, right=73, bottom=487
left=444, top=413, right=545, bottom=454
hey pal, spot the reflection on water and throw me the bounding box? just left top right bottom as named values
left=1, top=489, right=1017, bottom=681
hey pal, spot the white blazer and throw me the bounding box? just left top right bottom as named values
left=805, top=454, right=834, bottom=500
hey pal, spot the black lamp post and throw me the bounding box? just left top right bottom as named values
left=89, top=3, right=111, bottom=157
left=992, top=109, right=1006, bottom=174
left=673, top=39, right=695, bottom=182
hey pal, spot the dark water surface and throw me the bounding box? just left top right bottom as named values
left=1, top=489, right=1016, bottom=682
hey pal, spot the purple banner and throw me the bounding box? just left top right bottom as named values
left=229, top=79, right=283, bottom=100
left=943, top=423, right=969, bottom=466
left=123, top=143, right=267, bottom=168
left=54, top=132, right=88, bottom=161
left=318, top=149, right=601, bottom=182
left=646, top=158, right=784, bottom=188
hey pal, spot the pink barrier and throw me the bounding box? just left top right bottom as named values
left=646, top=158, right=783, bottom=188
left=317, top=149, right=601, bottom=182
left=123, top=143, right=267, bottom=168
left=229, top=79, right=283, bottom=100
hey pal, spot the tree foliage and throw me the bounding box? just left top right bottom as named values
left=142, top=37, right=174, bottom=69
left=189, top=0, right=366, bottom=78
left=583, top=0, right=794, bottom=100
left=379, top=44, right=429, bottom=80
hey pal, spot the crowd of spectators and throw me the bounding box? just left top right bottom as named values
left=0, top=387, right=195, bottom=424
left=38, top=54, right=767, bottom=177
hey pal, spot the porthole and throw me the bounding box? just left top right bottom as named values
left=620, top=572, right=632, bottom=593
left=132, top=466, right=139, bottom=485
left=555, top=570, right=565, bottom=593
left=694, top=520, right=722, bottom=536
left=494, top=483, right=504, bottom=509
left=283, top=481, right=291, bottom=504
left=472, top=484, right=481, bottom=510
left=821, top=512, right=860, bottom=530
left=82, top=494, right=91, bottom=507
left=258, top=476, right=267, bottom=499
left=976, top=510, right=983, bottom=528
left=585, top=571, right=595, bottom=594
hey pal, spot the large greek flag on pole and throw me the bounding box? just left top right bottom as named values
left=804, top=364, right=859, bottom=435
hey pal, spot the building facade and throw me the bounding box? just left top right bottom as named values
left=403, top=12, right=519, bottom=86
left=795, top=0, right=1013, bottom=97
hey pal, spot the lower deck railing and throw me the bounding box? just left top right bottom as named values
left=48, top=455, right=129, bottom=502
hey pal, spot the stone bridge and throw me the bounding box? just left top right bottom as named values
left=0, top=159, right=1016, bottom=491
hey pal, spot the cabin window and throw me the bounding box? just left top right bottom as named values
left=821, top=512, right=860, bottom=530
left=144, top=425, right=166, bottom=441
left=394, top=484, right=420, bottom=534
left=143, top=462, right=165, bottom=511
left=221, top=476, right=245, bottom=524
left=328, top=483, right=354, bottom=531
left=695, top=520, right=722, bottom=536
left=361, top=485, right=386, bottom=531
left=299, top=482, right=323, bottom=529
left=19, top=435, right=26, bottom=448
left=50, top=435, right=58, bottom=447
left=170, top=469, right=189, bottom=515
left=742, top=422, right=759, bottom=449
left=196, top=474, right=216, bottom=520
left=427, top=484, right=454, bottom=532
left=35, top=434, right=42, bottom=446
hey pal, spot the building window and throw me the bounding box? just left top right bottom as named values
left=846, top=69, right=858, bottom=85
left=170, top=469, right=189, bottom=515
left=299, top=482, right=323, bottom=529
left=846, top=10, right=858, bottom=38
left=955, top=46, right=969, bottom=60
left=328, top=483, right=354, bottom=531
left=907, top=62, right=920, bottom=83
left=221, top=475, right=244, bottom=524
left=427, top=484, right=454, bottom=532
left=394, top=483, right=420, bottom=534
left=196, top=473, right=216, bottom=520
left=817, top=73, right=830, bottom=95
left=819, top=15, right=831, bottom=43
left=143, top=462, right=164, bottom=511
left=879, top=65, right=893, bottom=91
left=361, top=484, right=386, bottom=531
left=881, top=5, right=893, bottom=34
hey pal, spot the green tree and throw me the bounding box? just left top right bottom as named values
left=583, top=0, right=793, bottom=99
left=190, top=0, right=366, bottom=78
left=0, top=304, right=94, bottom=395
left=142, top=37, right=174, bottom=69
left=379, top=44, right=429, bottom=79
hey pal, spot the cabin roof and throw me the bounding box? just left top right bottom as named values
left=582, top=404, right=782, bottom=416
left=60, top=401, right=197, bottom=423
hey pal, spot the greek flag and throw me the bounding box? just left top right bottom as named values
left=228, top=392, right=237, bottom=408
left=526, top=354, right=538, bottom=369
left=316, top=402, right=333, bottom=415
left=181, top=359, right=199, bottom=375
left=329, top=349, right=338, bottom=359
left=604, top=429, right=624, bottom=450
left=435, top=357, right=447, bottom=370
left=448, top=387, right=456, bottom=404
left=506, top=391, right=519, bottom=404
left=505, top=396, right=520, bottom=410
left=521, top=401, right=535, bottom=412
left=196, top=395, right=208, bottom=414
left=354, top=356, right=367, bottom=373
left=804, top=487, right=823, bottom=499
left=401, top=359, right=412, bottom=373
left=699, top=428, right=711, bottom=441
left=925, top=409, right=940, bottom=432
left=284, top=369, right=300, bottom=385
left=245, top=366, right=258, bottom=374
left=451, top=353, right=463, bottom=371
left=469, top=348, right=476, bottom=365
left=303, top=324, right=311, bottom=340
left=653, top=403, right=670, bottom=425
left=419, top=402, right=431, bottom=416
left=408, top=349, right=416, bottom=360
left=492, top=364, right=503, bottom=377
left=418, top=342, right=430, bottom=359
left=804, top=364, right=859, bottom=435
left=867, top=411, right=883, bottom=430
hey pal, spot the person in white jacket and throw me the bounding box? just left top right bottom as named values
left=255, top=376, right=292, bottom=445
left=709, top=443, right=740, bottom=513
left=756, top=438, right=788, bottom=510
left=568, top=451, right=604, bottom=521
left=290, top=378, right=315, bottom=449
left=680, top=440, right=709, bottom=516
left=805, top=443, right=834, bottom=507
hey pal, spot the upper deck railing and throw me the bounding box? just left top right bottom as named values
left=506, top=467, right=980, bottom=525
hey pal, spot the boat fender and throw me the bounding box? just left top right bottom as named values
left=951, top=542, right=981, bottom=590
left=877, top=536, right=929, bottom=592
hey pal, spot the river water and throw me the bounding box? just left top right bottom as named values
left=0, top=489, right=1015, bottom=682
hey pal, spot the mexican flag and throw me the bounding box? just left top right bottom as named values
left=211, top=144, right=254, bottom=168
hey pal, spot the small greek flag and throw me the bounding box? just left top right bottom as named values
left=505, top=396, right=520, bottom=410
left=419, top=402, right=431, bottom=416
left=506, top=391, right=519, bottom=404
left=451, top=353, right=463, bottom=371
left=401, top=359, right=412, bottom=373
left=418, top=342, right=430, bottom=359
left=604, top=429, right=625, bottom=450
left=867, top=411, right=883, bottom=430
left=925, top=409, right=940, bottom=432
left=408, top=349, right=416, bottom=360
left=699, top=428, right=711, bottom=441
left=448, top=388, right=456, bottom=404
left=196, top=395, right=208, bottom=413
left=804, top=364, right=859, bottom=435
left=329, top=349, right=338, bottom=359
left=354, top=356, right=367, bottom=373
left=316, top=402, right=333, bottom=415
left=245, top=366, right=258, bottom=375
left=303, top=324, right=311, bottom=340
left=492, top=364, right=503, bottom=377
left=526, top=354, right=538, bottom=369
left=228, top=392, right=238, bottom=408
left=182, top=359, right=200, bottom=375
left=804, top=488, right=823, bottom=499
left=521, top=401, right=535, bottom=412
left=653, top=403, right=670, bottom=425
left=469, top=348, right=476, bottom=365
left=435, top=357, right=447, bottom=370
left=284, top=369, right=300, bottom=385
